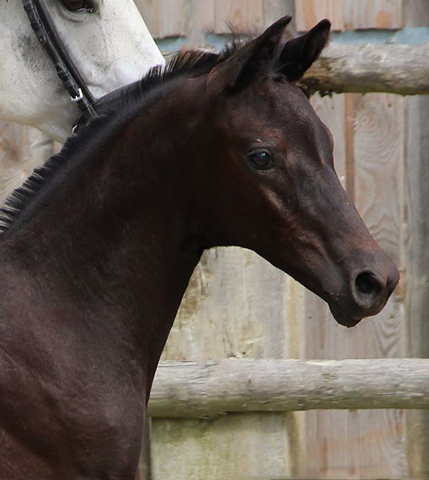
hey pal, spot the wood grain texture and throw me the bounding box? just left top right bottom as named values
left=214, top=0, right=264, bottom=34
left=162, top=248, right=294, bottom=363
left=192, top=0, right=215, bottom=33
left=306, top=409, right=406, bottom=479
left=263, top=0, right=295, bottom=28
left=303, top=92, right=406, bottom=479
left=151, top=414, right=292, bottom=480
left=295, top=0, right=403, bottom=31
left=353, top=93, right=404, bottom=268
left=343, top=0, right=403, bottom=29
left=152, top=247, right=299, bottom=478
left=403, top=0, right=429, bottom=27
left=403, top=95, right=429, bottom=480
left=182, top=0, right=214, bottom=48
left=134, top=0, right=187, bottom=38
left=138, top=421, right=152, bottom=480
left=133, top=0, right=156, bottom=36
left=148, top=359, right=429, bottom=417
left=302, top=43, right=429, bottom=96
left=311, top=94, right=347, bottom=188
left=344, top=93, right=356, bottom=202
left=295, top=0, right=344, bottom=32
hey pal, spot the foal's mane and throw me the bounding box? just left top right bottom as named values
left=0, top=41, right=245, bottom=239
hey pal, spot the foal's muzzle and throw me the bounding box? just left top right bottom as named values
left=329, top=261, right=399, bottom=327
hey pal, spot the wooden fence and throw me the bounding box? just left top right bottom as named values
left=1, top=1, right=429, bottom=479
left=148, top=359, right=429, bottom=416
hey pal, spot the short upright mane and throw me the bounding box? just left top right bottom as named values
left=0, top=40, right=245, bottom=240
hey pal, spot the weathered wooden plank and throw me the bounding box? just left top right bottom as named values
left=344, top=93, right=356, bottom=202
left=403, top=95, right=429, bottom=480
left=138, top=421, right=152, bottom=480
left=343, top=0, right=403, bottom=30
left=162, top=247, right=294, bottom=362
left=301, top=93, right=350, bottom=476
left=300, top=100, right=351, bottom=480
left=184, top=0, right=215, bottom=48
left=263, top=0, right=294, bottom=27
left=214, top=0, right=264, bottom=34
left=193, top=0, right=215, bottom=33
left=133, top=0, right=155, bottom=36
left=350, top=94, right=407, bottom=480
left=147, top=359, right=429, bottom=417
left=311, top=94, right=347, bottom=187
left=133, top=0, right=187, bottom=39
left=151, top=414, right=292, bottom=480
left=295, top=0, right=344, bottom=32
left=302, top=43, right=429, bottom=96
left=303, top=92, right=406, bottom=479
left=403, top=0, right=429, bottom=27
left=153, top=245, right=299, bottom=477
left=295, top=0, right=403, bottom=31
left=353, top=93, right=404, bottom=267
left=305, top=407, right=406, bottom=478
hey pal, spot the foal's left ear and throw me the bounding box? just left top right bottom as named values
left=206, top=16, right=291, bottom=98
left=277, top=19, right=331, bottom=81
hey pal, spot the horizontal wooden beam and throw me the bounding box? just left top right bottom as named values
left=301, top=43, right=429, bottom=96
left=148, top=359, right=429, bottom=418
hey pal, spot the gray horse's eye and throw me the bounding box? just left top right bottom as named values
left=61, top=0, right=94, bottom=13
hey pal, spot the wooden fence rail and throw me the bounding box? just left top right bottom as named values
left=147, top=358, right=429, bottom=417
left=302, top=43, right=429, bottom=95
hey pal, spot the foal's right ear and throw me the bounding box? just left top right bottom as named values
left=277, top=19, right=331, bottom=81
left=206, top=16, right=291, bottom=99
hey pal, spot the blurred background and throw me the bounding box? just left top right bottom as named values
left=2, top=1, right=429, bottom=479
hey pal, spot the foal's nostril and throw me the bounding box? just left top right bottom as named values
left=355, top=271, right=384, bottom=298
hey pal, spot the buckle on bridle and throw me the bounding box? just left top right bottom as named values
left=71, top=88, right=84, bottom=103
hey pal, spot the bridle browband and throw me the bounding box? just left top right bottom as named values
left=22, top=0, right=97, bottom=125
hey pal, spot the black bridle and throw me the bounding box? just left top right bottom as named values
left=22, top=0, right=97, bottom=125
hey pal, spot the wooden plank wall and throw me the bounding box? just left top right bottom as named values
left=150, top=253, right=300, bottom=479
left=295, top=0, right=404, bottom=31
left=303, top=92, right=406, bottom=479
left=1, top=1, right=428, bottom=479
left=135, top=0, right=294, bottom=44
left=135, top=0, right=405, bottom=43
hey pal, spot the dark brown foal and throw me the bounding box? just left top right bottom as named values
left=0, top=16, right=398, bottom=479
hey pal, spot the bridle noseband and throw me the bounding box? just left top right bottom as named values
left=22, top=0, right=97, bottom=128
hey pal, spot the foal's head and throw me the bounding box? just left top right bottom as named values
left=192, top=17, right=398, bottom=326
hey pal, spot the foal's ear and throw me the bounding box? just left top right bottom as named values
left=277, top=19, right=331, bottom=81
left=206, top=16, right=291, bottom=97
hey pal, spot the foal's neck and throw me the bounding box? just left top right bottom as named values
left=4, top=78, right=206, bottom=389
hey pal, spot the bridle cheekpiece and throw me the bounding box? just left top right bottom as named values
left=22, top=0, right=97, bottom=128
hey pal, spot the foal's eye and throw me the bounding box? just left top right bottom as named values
left=61, top=0, right=94, bottom=12
left=248, top=149, right=275, bottom=170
